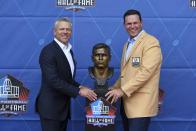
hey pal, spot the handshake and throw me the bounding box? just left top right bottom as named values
left=79, top=86, right=125, bottom=104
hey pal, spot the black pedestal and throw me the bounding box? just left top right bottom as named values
left=85, top=89, right=116, bottom=131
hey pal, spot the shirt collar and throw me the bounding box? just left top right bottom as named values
left=54, top=38, right=72, bottom=53
left=127, top=30, right=144, bottom=43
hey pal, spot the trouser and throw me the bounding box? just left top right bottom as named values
left=121, top=101, right=151, bottom=131
left=40, top=116, right=68, bottom=131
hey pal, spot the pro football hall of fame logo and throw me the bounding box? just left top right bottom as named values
left=0, top=74, right=30, bottom=117
left=86, top=98, right=116, bottom=128
left=56, top=0, right=96, bottom=12
left=190, top=0, right=196, bottom=8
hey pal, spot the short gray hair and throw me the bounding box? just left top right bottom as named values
left=54, top=17, right=72, bottom=30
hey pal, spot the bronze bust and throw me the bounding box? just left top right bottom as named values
left=85, top=43, right=116, bottom=130
left=88, top=43, right=113, bottom=89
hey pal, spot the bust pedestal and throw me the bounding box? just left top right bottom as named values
left=85, top=67, right=116, bottom=131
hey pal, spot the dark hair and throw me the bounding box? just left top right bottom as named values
left=123, top=9, right=142, bottom=23
left=92, top=43, right=111, bottom=56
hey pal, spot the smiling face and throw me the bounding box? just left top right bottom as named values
left=53, top=21, right=72, bottom=45
left=124, top=14, right=143, bottom=39
left=92, top=48, right=110, bottom=69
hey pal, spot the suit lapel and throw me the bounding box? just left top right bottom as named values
left=53, top=41, right=72, bottom=77
left=121, top=31, right=147, bottom=74
left=70, top=49, right=76, bottom=78
left=121, top=42, right=128, bottom=68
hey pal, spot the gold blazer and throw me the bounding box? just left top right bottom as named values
left=114, top=31, right=162, bottom=118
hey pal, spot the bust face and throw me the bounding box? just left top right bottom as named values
left=92, top=48, right=110, bottom=69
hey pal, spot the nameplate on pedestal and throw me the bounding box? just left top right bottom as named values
left=85, top=89, right=116, bottom=131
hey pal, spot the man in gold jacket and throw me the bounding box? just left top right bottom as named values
left=106, top=9, right=162, bottom=131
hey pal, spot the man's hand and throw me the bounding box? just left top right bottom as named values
left=79, top=86, right=97, bottom=101
left=105, top=88, right=124, bottom=104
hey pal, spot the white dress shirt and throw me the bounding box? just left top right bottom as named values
left=125, top=30, right=144, bottom=62
left=54, top=38, right=75, bottom=77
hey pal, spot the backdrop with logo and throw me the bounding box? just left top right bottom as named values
left=0, top=0, right=196, bottom=131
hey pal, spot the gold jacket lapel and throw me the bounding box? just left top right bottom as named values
left=121, top=31, right=147, bottom=74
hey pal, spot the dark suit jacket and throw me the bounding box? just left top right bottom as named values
left=36, top=40, right=80, bottom=121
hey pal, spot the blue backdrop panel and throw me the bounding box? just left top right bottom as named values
left=0, top=0, right=196, bottom=131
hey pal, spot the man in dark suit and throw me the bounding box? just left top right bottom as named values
left=36, top=17, right=97, bottom=131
